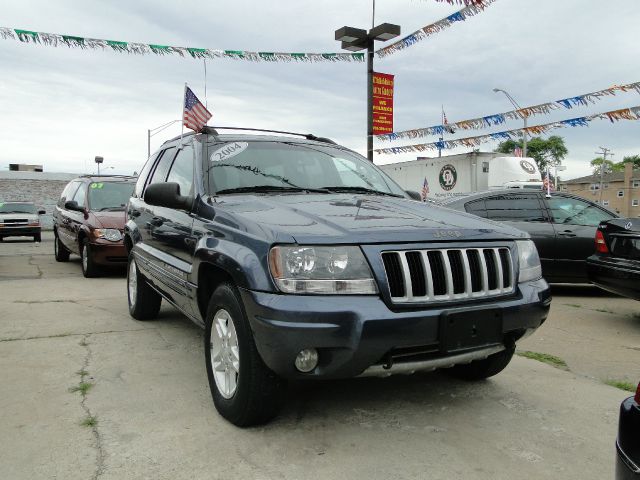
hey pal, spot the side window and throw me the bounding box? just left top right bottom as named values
left=547, top=196, right=615, bottom=226
left=166, top=146, right=195, bottom=196
left=147, top=147, right=177, bottom=187
left=72, top=182, right=88, bottom=209
left=133, top=152, right=159, bottom=198
left=464, top=199, right=487, bottom=218
left=59, top=181, right=80, bottom=206
left=484, top=195, right=546, bottom=222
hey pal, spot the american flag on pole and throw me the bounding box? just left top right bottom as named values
left=421, top=177, right=430, bottom=201
left=513, top=147, right=523, bottom=157
left=183, top=87, right=212, bottom=132
left=542, top=169, right=555, bottom=193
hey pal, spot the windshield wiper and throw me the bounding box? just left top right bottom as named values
left=215, top=185, right=331, bottom=195
left=320, top=186, right=404, bottom=198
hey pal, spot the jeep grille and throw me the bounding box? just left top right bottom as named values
left=381, top=247, right=514, bottom=303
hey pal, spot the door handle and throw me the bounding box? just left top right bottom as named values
left=558, top=230, right=576, bottom=237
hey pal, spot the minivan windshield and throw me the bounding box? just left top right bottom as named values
left=206, top=141, right=406, bottom=197
left=87, top=182, right=135, bottom=211
left=0, top=202, right=36, bottom=214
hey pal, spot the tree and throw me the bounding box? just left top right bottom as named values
left=621, top=155, right=640, bottom=169
left=590, top=157, right=622, bottom=175
left=495, top=136, right=568, bottom=172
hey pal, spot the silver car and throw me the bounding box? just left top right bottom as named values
left=0, top=201, right=45, bottom=242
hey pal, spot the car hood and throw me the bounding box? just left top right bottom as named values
left=214, top=194, right=529, bottom=244
left=89, top=211, right=126, bottom=229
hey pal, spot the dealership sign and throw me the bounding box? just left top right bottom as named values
left=372, top=72, right=394, bottom=135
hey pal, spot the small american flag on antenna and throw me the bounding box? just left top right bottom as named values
left=183, top=87, right=212, bottom=132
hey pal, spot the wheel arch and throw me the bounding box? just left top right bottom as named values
left=196, top=262, right=235, bottom=321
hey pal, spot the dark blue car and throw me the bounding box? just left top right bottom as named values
left=124, top=127, right=551, bottom=426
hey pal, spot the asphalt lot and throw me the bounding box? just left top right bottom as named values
left=1, top=232, right=638, bottom=480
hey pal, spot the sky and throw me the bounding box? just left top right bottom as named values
left=1, top=0, right=639, bottom=181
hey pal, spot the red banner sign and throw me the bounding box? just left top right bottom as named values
left=372, top=72, right=394, bottom=135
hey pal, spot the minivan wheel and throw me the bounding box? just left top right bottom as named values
left=127, top=253, right=161, bottom=320
left=445, top=344, right=515, bottom=381
left=80, top=238, right=100, bottom=278
left=204, top=283, right=285, bottom=427
left=54, top=232, right=70, bottom=262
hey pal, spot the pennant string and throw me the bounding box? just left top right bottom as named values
left=374, top=105, right=640, bottom=155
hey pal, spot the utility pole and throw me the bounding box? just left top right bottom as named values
left=595, top=147, right=613, bottom=205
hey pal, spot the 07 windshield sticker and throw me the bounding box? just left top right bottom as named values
left=210, top=142, right=248, bottom=163
left=90, top=182, right=104, bottom=189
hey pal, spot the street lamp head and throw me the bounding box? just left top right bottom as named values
left=492, top=88, right=502, bottom=93
left=335, top=26, right=367, bottom=43
left=94, top=156, right=104, bottom=164
left=341, top=40, right=367, bottom=51
left=369, top=23, right=401, bottom=41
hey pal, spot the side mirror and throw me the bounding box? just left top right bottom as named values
left=64, top=200, right=83, bottom=212
left=406, top=190, right=422, bottom=201
left=38, top=209, right=46, bottom=215
left=144, top=182, right=193, bottom=211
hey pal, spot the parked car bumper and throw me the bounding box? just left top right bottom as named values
left=616, top=395, right=640, bottom=479
left=587, top=255, right=640, bottom=301
left=89, top=240, right=128, bottom=265
left=0, top=225, right=41, bottom=238
left=240, top=278, right=551, bottom=380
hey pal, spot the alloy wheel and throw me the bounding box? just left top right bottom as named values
left=210, top=309, right=240, bottom=399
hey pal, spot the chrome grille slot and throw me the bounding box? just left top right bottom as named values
left=381, top=246, right=515, bottom=304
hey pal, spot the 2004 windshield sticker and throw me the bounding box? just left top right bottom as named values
left=210, top=142, right=248, bottom=162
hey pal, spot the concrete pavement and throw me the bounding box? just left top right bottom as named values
left=0, top=232, right=637, bottom=479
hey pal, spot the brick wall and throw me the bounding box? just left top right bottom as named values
left=0, top=178, right=70, bottom=229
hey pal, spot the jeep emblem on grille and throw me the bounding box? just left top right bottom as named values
left=433, top=230, right=463, bottom=238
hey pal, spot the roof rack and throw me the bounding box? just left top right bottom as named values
left=162, top=127, right=337, bottom=146
left=203, top=126, right=336, bottom=144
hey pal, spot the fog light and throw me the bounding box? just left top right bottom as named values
left=294, top=348, right=319, bottom=373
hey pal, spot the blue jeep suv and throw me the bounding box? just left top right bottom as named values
left=124, top=127, right=551, bottom=426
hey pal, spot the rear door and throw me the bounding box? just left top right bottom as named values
left=543, top=194, right=617, bottom=282
left=465, top=193, right=557, bottom=280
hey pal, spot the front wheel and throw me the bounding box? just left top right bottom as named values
left=204, top=283, right=285, bottom=427
left=445, top=344, right=515, bottom=381
left=34, top=233, right=41, bottom=243
left=80, top=238, right=100, bottom=278
left=127, top=254, right=162, bottom=320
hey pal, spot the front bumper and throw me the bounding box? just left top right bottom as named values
left=89, top=240, right=128, bottom=265
left=587, top=255, right=640, bottom=301
left=241, top=278, right=551, bottom=380
left=0, top=225, right=41, bottom=237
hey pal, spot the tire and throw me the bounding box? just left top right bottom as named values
left=54, top=232, right=70, bottom=262
left=204, top=283, right=285, bottom=427
left=446, top=344, right=515, bottom=381
left=34, top=233, right=41, bottom=243
left=127, top=253, right=161, bottom=320
left=80, top=238, right=100, bottom=278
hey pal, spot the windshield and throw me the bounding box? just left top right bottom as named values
left=0, top=202, right=36, bottom=214
left=87, top=182, right=135, bottom=211
left=206, top=141, right=406, bottom=197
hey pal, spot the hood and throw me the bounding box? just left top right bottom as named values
left=88, top=211, right=127, bottom=229
left=0, top=213, right=39, bottom=221
left=213, top=194, right=528, bottom=244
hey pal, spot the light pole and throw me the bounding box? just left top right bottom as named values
left=335, top=23, right=400, bottom=162
left=493, top=88, right=527, bottom=158
left=148, top=120, right=182, bottom=158
left=94, top=156, right=103, bottom=175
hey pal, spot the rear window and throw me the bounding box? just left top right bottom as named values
left=87, top=182, right=135, bottom=211
left=0, top=202, right=36, bottom=214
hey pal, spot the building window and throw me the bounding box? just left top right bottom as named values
left=559, top=185, right=567, bottom=191
left=633, top=180, right=640, bottom=188
left=590, top=183, right=600, bottom=191
left=633, top=199, right=639, bottom=207
left=618, top=190, right=625, bottom=198
left=603, top=183, right=609, bottom=189
left=603, top=201, right=610, bottom=207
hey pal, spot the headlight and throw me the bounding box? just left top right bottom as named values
left=94, top=228, right=122, bottom=242
left=516, top=240, right=542, bottom=282
left=269, top=246, right=378, bottom=294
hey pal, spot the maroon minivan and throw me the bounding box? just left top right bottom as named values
left=53, top=175, right=136, bottom=277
